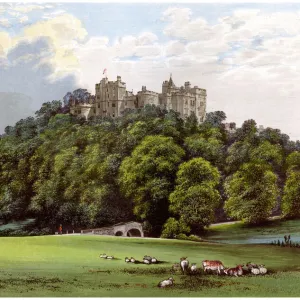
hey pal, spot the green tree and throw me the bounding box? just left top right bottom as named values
left=119, top=135, right=185, bottom=235
left=250, top=141, right=283, bottom=169
left=282, top=171, right=300, bottom=218
left=225, top=161, right=278, bottom=224
left=168, top=158, right=221, bottom=232
left=282, top=152, right=300, bottom=218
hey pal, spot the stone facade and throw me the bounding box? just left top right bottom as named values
left=70, top=75, right=207, bottom=122
left=80, top=221, right=144, bottom=237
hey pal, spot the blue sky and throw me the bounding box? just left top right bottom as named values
left=1, top=2, right=300, bottom=139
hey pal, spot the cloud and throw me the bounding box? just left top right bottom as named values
left=165, top=41, right=186, bottom=56
left=0, top=18, right=11, bottom=28
left=19, top=16, right=29, bottom=24
left=0, top=38, right=77, bottom=114
left=12, top=4, right=45, bottom=14
left=42, top=10, right=67, bottom=19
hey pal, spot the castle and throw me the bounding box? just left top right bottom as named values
left=70, top=75, right=207, bottom=122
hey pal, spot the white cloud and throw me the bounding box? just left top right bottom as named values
left=19, top=16, right=29, bottom=24
left=165, top=41, right=186, bottom=56
left=0, top=18, right=11, bottom=28
left=13, top=5, right=45, bottom=14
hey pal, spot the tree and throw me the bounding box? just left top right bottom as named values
left=250, top=141, right=283, bottom=170
left=204, top=111, right=226, bottom=127
left=226, top=141, right=252, bottom=174
left=282, top=152, right=300, bottom=218
left=119, top=135, right=185, bottom=235
left=282, top=171, right=300, bottom=218
left=168, top=158, right=221, bottom=232
left=225, top=161, right=279, bottom=224
left=184, top=134, right=224, bottom=165
left=161, top=217, right=190, bottom=239
left=235, top=119, right=258, bottom=143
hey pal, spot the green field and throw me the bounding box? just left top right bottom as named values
left=1, top=235, right=300, bottom=296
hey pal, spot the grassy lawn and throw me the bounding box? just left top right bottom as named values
left=205, top=219, right=300, bottom=244
left=1, top=235, right=300, bottom=296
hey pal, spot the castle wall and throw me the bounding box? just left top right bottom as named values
left=70, top=103, right=95, bottom=119
left=71, top=76, right=207, bottom=122
left=137, top=90, right=159, bottom=107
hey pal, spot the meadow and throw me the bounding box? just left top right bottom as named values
left=1, top=235, right=300, bottom=296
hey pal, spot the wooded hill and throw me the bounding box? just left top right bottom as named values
left=1, top=98, right=300, bottom=237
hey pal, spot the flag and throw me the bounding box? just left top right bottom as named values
left=103, top=68, right=107, bottom=75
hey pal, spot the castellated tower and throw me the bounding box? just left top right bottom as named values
left=70, top=75, right=207, bottom=122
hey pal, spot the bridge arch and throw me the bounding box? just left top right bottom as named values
left=113, top=222, right=144, bottom=238
left=126, top=228, right=142, bottom=237
left=115, top=231, right=123, bottom=236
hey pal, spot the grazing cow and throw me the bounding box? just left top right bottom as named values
left=130, top=257, right=136, bottom=263
left=125, top=257, right=130, bottom=263
left=224, top=265, right=244, bottom=277
left=190, top=263, right=197, bottom=273
left=106, top=255, right=114, bottom=259
left=172, top=263, right=181, bottom=272
left=143, top=258, right=151, bottom=264
left=246, top=262, right=258, bottom=271
left=158, top=277, right=174, bottom=288
left=246, top=262, right=260, bottom=275
left=151, top=257, right=157, bottom=264
left=250, top=268, right=260, bottom=275
left=144, top=255, right=152, bottom=261
left=202, top=260, right=225, bottom=275
left=180, top=257, right=189, bottom=274
left=258, top=265, right=267, bottom=275
left=100, top=254, right=107, bottom=258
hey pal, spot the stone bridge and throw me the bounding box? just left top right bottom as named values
left=81, top=221, right=144, bottom=237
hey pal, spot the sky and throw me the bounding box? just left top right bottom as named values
left=0, top=2, right=300, bottom=139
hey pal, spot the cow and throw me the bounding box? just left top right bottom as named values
left=258, top=264, right=267, bottom=275
left=158, top=277, right=174, bottom=288
left=202, top=260, right=225, bottom=275
left=180, top=257, right=189, bottom=274
left=224, top=265, right=244, bottom=277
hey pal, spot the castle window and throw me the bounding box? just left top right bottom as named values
left=108, top=94, right=109, bottom=99
left=94, top=108, right=96, bottom=114
left=112, top=113, right=115, bottom=118
left=125, top=101, right=127, bottom=106
left=108, top=102, right=109, bottom=107
left=112, top=103, right=116, bottom=107
left=78, top=109, right=81, bottom=114
left=98, top=103, right=100, bottom=108
left=97, top=95, right=100, bottom=99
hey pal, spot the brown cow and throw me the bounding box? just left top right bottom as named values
left=202, top=260, right=225, bottom=275
left=224, top=264, right=244, bottom=277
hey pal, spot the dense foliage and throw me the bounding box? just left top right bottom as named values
left=1, top=97, right=300, bottom=237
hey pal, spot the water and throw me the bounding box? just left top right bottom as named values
left=215, top=235, right=300, bottom=245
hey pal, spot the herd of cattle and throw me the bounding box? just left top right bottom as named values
left=99, top=254, right=267, bottom=288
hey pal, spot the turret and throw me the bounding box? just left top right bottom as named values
left=162, top=80, right=169, bottom=94
left=185, top=81, right=191, bottom=91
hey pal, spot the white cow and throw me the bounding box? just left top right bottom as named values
left=158, top=277, right=174, bottom=288
left=180, top=257, right=189, bottom=274
left=258, top=265, right=267, bottom=275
